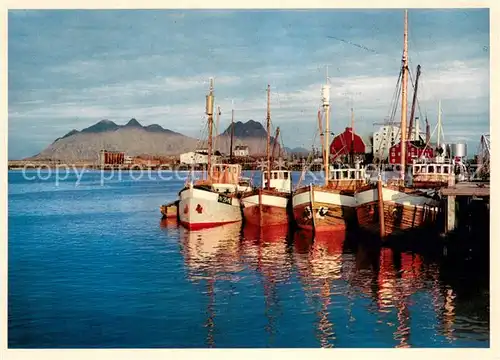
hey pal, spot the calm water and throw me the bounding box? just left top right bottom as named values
left=8, top=169, right=489, bottom=348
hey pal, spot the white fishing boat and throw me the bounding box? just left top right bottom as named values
left=178, top=79, right=251, bottom=230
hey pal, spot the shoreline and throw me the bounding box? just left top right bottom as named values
left=8, top=162, right=317, bottom=172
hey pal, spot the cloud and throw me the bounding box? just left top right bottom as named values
left=8, top=9, right=489, bottom=159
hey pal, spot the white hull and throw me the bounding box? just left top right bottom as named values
left=355, top=187, right=439, bottom=208
left=241, top=193, right=288, bottom=209
left=178, top=186, right=242, bottom=229
left=292, top=188, right=357, bottom=209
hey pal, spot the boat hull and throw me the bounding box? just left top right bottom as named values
left=355, top=185, right=440, bottom=237
left=241, top=190, right=290, bottom=228
left=292, top=186, right=357, bottom=232
left=160, top=201, right=178, bottom=219
left=178, top=186, right=242, bottom=230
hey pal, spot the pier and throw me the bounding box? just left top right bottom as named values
left=441, top=180, right=489, bottom=235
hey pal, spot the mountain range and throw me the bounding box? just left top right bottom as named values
left=31, top=118, right=295, bottom=162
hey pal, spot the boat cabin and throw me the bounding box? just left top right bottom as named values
left=263, top=170, right=292, bottom=193
left=411, top=160, right=453, bottom=186
left=209, top=163, right=242, bottom=184
left=199, top=163, right=253, bottom=193
left=327, top=166, right=367, bottom=191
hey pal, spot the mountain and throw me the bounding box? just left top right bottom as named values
left=32, top=119, right=194, bottom=161
left=222, top=119, right=268, bottom=138
left=81, top=119, right=120, bottom=133
left=30, top=118, right=280, bottom=161
left=124, top=118, right=142, bottom=128
left=218, top=120, right=281, bottom=156
left=284, top=146, right=310, bottom=155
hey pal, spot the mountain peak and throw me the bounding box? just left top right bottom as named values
left=222, top=119, right=267, bottom=138
left=81, top=119, right=119, bottom=134
left=125, top=118, right=142, bottom=127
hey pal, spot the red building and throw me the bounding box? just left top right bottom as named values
left=99, top=150, right=125, bottom=165
left=389, top=141, right=434, bottom=164
left=330, top=127, right=366, bottom=159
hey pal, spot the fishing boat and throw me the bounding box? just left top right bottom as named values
left=355, top=10, right=443, bottom=237
left=292, top=80, right=365, bottom=232
left=241, top=85, right=292, bottom=228
left=160, top=200, right=179, bottom=219
left=178, top=79, right=252, bottom=230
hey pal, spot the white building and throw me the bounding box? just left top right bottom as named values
left=233, top=145, right=249, bottom=157
left=180, top=151, right=221, bottom=165
left=124, top=156, right=133, bottom=165
left=373, top=122, right=421, bottom=160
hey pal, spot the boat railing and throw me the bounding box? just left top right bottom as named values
left=330, top=167, right=366, bottom=181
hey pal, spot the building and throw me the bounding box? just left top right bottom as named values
left=124, top=156, right=133, bottom=165
left=99, top=149, right=125, bottom=165
left=133, top=158, right=161, bottom=167
left=233, top=145, right=249, bottom=157
left=330, top=127, right=366, bottom=159
left=389, top=140, right=434, bottom=164
left=373, top=122, right=421, bottom=161
left=179, top=150, right=221, bottom=165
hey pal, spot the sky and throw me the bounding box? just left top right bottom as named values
left=8, top=8, right=489, bottom=159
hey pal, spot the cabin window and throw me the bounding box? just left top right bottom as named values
left=343, top=171, right=348, bottom=178
left=273, top=173, right=278, bottom=179
left=284, top=172, right=289, bottom=180
left=436, top=166, right=442, bottom=174
left=428, top=166, right=434, bottom=173
left=279, top=172, right=284, bottom=180
left=264, top=173, right=268, bottom=180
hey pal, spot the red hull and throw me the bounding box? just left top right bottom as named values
left=242, top=204, right=289, bottom=227
left=179, top=220, right=241, bottom=231
left=293, top=203, right=350, bottom=232
left=243, top=221, right=289, bottom=242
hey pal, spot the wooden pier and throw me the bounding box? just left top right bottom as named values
left=441, top=180, right=489, bottom=235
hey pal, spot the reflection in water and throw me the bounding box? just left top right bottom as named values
left=205, top=278, right=216, bottom=348
left=179, top=222, right=243, bottom=347
left=159, top=217, right=179, bottom=230
left=174, top=220, right=488, bottom=348
left=242, top=224, right=292, bottom=346
left=293, top=230, right=347, bottom=347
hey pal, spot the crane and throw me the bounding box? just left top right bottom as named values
left=407, top=64, right=421, bottom=140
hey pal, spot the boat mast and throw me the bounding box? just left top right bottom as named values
left=437, top=100, right=442, bottom=147
left=322, top=73, right=331, bottom=187
left=230, top=102, right=235, bottom=163
left=400, top=9, right=409, bottom=181
left=318, top=110, right=325, bottom=163
left=271, top=127, right=281, bottom=165
left=214, top=105, right=221, bottom=154
left=350, top=107, right=355, bottom=166
left=266, top=84, right=271, bottom=189
left=206, top=78, right=214, bottom=180
left=408, top=64, right=421, bottom=140
left=425, top=116, right=431, bottom=145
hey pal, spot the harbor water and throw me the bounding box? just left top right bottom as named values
left=8, top=169, right=489, bottom=348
